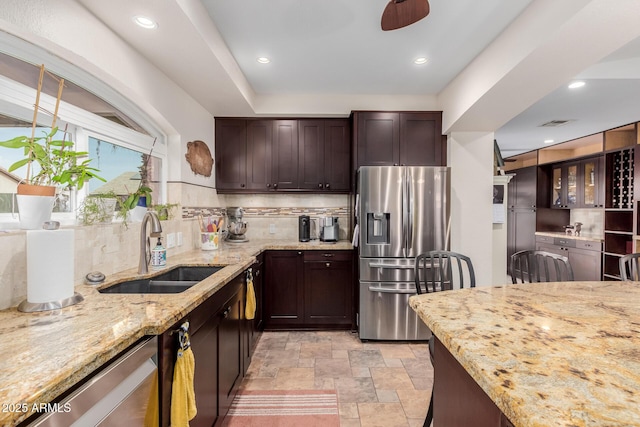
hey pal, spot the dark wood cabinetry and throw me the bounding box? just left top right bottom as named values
left=303, top=251, right=353, bottom=327
left=159, top=271, right=252, bottom=427
left=298, top=119, right=351, bottom=191
left=215, top=118, right=350, bottom=193
left=243, top=255, right=264, bottom=375
left=264, top=251, right=304, bottom=327
left=535, top=235, right=602, bottom=282
left=551, top=156, right=604, bottom=209
left=264, top=250, right=355, bottom=330
left=352, top=111, right=444, bottom=168
left=433, top=337, right=515, bottom=426
left=507, top=166, right=538, bottom=273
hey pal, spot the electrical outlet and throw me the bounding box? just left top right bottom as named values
left=177, top=232, right=183, bottom=246
left=166, top=233, right=176, bottom=248
left=269, top=224, right=276, bottom=234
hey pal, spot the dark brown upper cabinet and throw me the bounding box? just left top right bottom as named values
left=551, top=156, right=604, bottom=209
left=215, top=118, right=351, bottom=193
left=298, top=119, right=351, bottom=192
left=352, top=111, right=443, bottom=168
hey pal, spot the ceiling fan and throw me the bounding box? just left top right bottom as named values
left=381, top=0, right=430, bottom=31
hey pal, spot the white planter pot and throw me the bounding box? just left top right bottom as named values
left=16, top=194, right=56, bottom=230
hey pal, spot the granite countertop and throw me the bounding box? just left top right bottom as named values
left=0, top=238, right=352, bottom=426
left=409, top=282, right=640, bottom=427
left=535, top=231, right=604, bottom=242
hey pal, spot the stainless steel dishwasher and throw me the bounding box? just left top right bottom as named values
left=27, top=336, right=158, bottom=427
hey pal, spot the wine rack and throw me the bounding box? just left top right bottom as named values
left=609, top=148, right=634, bottom=209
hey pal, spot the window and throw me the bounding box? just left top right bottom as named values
left=0, top=49, right=166, bottom=225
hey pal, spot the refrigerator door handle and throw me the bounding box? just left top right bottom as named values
left=408, top=168, right=414, bottom=251
left=368, top=286, right=417, bottom=294
left=369, top=262, right=415, bottom=269
left=401, top=167, right=408, bottom=257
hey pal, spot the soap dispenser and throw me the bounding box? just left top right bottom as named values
left=151, top=237, right=166, bottom=268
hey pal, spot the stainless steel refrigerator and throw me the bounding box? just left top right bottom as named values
left=357, top=166, right=450, bottom=340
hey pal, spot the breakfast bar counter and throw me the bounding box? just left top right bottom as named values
left=409, top=281, right=640, bottom=427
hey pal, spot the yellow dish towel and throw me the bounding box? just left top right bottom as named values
left=143, top=372, right=159, bottom=427
left=246, top=277, right=256, bottom=320
left=171, top=346, right=197, bottom=427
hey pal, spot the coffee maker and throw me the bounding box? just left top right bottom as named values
left=226, top=207, right=248, bottom=243
left=319, top=217, right=339, bottom=242
left=299, top=215, right=310, bottom=242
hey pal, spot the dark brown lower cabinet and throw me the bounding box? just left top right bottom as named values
left=264, top=251, right=305, bottom=328
left=303, top=251, right=353, bottom=327
left=433, top=337, right=514, bottom=427
left=159, top=270, right=254, bottom=427
left=264, top=250, right=355, bottom=330
left=243, top=255, right=264, bottom=375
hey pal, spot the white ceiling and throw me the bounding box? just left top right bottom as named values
left=76, top=0, right=640, bottom=158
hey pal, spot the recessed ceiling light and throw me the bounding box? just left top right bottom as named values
left=544, top=139, right=555, bottom=144
left=414, top=57, right=428, bottom=65
left=257, top=57, right=271, bottom=64
left=568, top=81, right=585, bottom=89
left=133, top=15, right=157, bottom=29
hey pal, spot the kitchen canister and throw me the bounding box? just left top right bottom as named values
left=201, top=232, right=220, bottom=250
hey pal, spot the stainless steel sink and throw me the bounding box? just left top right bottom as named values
left=99, top=266, right=224, bottom=294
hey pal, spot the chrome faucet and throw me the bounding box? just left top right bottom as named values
left=138, top=210, right=163, bottom=274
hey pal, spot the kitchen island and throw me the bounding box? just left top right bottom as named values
left=409, top=281, right=640, bottom=427
left=0, top=238, right=352, bottom=426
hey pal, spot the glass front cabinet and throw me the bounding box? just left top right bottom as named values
left=551, top=156, right=604, bottom=209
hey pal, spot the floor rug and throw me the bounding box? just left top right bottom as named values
left=222, top=390, right=339, bottom=427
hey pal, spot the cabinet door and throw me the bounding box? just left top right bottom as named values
left=264, top=251, right=304, bottom=328
left=246, top=120, right=273, bottom=191
left=510, top=166, right=537, bottom=208
left=215, top=119, right=246, bottom=190
left=324, top=119, right=351, bottom=191
left=218, top=289, right=243, bottom=418
left=303, top=260, right=353, bottom=326
left=272, top=120, right=299, bottom=189
left=568, top=247, right=601, bottom=281
left=190, top=314, right=220, bottom=427
left=551, top=163, right=579, bottom=208
left=298, top=119, right=325, bottom=190
left=399, top=112, right=442, bottom=166
left=355, top=112, right=399, bottom=167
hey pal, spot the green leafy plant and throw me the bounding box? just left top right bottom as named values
left=0, top=128, right=104, bottom=190
left=152, top=203, right=178, bottom=220
left=78, top=191, right=118, bottom=225
left=121, top=185, right=152, bottom=211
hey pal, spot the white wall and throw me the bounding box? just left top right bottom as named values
left=448, top=132, right=494, bottom=286
left=0, top=0, right=215, bottom=188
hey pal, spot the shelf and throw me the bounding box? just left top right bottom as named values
left=603, top=273, right=622, bottom=281
left=604, top=230, right=634, bottom=236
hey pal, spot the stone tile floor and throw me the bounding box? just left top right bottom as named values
left=239, top=331, right=433, bottom=427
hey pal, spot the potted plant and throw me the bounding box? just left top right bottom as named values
left=78, top=191, right=118, bottom=225
left=0, top=65, right=104, bottom=228
left=152, top=202, right=178, bottom=220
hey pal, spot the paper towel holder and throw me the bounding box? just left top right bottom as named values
left=18, top=292, right=84, bottom=313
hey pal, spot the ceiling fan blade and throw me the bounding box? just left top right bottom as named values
left=381, top=0, right=430, bottom=31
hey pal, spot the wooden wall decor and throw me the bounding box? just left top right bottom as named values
left=185, top=140, right=214, bottom=177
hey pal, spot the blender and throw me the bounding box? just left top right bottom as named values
left=226, top=207, right=248, bottom=243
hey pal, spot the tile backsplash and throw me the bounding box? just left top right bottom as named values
left=0, top=184, right=352, bottom=310
left=570, top=208, right=604, bottom=237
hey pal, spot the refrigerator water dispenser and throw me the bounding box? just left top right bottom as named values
left=366, top=212, right=390, bottom=244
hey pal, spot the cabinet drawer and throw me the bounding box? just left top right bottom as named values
left=553, top=237, right=576, bottom=247
left=304, top=250, right=353, bottom=262
left=576, top=240, right=602, bottom=251
left=535, top=235, right=554, bottom=244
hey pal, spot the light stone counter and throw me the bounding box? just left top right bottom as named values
left=535, top=231, right=603, bottom=242
left=409, top=282, right=640, bottom=427
left=0, top=239, right=352, bottom=426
